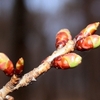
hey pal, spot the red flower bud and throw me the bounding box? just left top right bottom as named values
left=74, top=22, right=99, bottom=42
left=52, top=53, right=82, bottom=69
left=15, top=57, right=24, bottom=75
left=56, top=29, right=72, bottom=49
left=75, top=35, right=100, bottom=50
left=0, top=53, right=14, bottom=76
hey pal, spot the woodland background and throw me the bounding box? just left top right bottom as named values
left=0, top=0, right=100, bottom=100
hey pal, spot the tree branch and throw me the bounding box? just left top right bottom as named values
left=0, top=22, right=99, bottom=100
left=0, top=40, right=75, bottom=100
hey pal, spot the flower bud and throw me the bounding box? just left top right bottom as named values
left=15, top=57, right=24, bottom=75
left=56, top=29, right=72, bottom=49
left=75, top=35, right=100, bottom=50
left=75, top=22, right=99, bottom=42
left=0, top=53, right=14, bottom=76
left=52, top=53, right=82, bottom=69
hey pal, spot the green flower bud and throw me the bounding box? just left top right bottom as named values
left=64, top=53, right=82, bottom=68
left=52, top=53, right=82, bottom=69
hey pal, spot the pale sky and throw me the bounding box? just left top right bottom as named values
left=24, top=0, right=70, bottom=13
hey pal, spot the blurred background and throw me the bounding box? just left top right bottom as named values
left=0, top=0, right=100, bottom=100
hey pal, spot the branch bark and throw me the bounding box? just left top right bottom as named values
left=0, top=40, right=75, bottom=100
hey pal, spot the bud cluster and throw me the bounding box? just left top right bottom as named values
left=52, top=22, right=100, bottom=69
left=52, top=29, right=82, bottom=69
left=75, top=22, right=100, bottom=50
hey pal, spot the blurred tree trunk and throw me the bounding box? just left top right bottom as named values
left=11, top=0, right=50, bottom=100
left=11, top=0, right=28, bottom=100
left=82, top=0, right=100, bottom=99
left=11, top=0, right=27, bottom=62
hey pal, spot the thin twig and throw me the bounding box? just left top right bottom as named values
left=0, top=40, right=75, bottom=100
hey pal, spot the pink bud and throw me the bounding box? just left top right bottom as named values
left=56, top=29, right=72, bottom=49
left=75, top=35, right=100, bottom=50
left=15, top=57, right=24, bottom=75
left=0, top=53, right=14, bottom=76
left=75, top=22, right=100, bottom=42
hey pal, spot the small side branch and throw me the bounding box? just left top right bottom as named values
left=0, top=40, right=74, bottom=100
